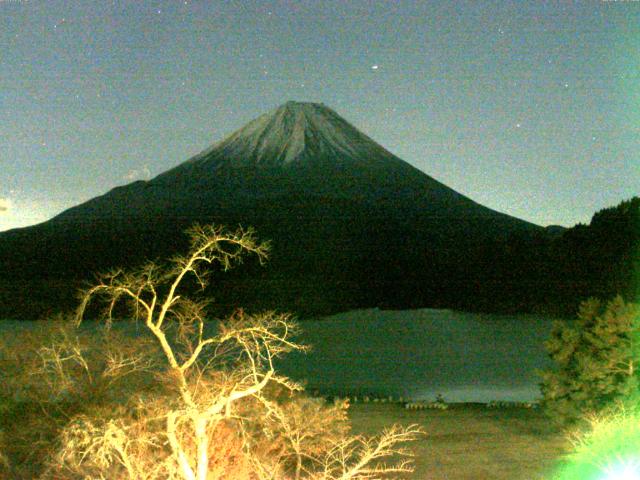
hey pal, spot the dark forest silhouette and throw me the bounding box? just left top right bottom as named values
left=0, top=196, right=636, bottom=320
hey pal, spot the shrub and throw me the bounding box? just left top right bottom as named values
left=0, top=316, right=160, bottom=478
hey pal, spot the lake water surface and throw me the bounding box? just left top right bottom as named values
left=1, top=308, right=560, bottom=403
left=277, top=308, right=558, bottom=403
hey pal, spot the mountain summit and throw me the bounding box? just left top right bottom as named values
left=0, top=101, right=544, bottom=318
left=149, top=101, right=477, bottom=207
left=164, top=101, right=399, bottom=171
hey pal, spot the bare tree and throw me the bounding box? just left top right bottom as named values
left=0, top=315, right=161, bottom=478
left=61, top=224, right=423, bottom=480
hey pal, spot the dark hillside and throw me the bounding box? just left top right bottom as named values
left=1, top=103, right=632, bottom=320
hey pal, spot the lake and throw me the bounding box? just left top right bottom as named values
left=0, top=308, right=560, bottom=403
left=277, top=308, right=558, bottom=403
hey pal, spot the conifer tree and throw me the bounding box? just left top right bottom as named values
left=539, top=296, right=640, bottom=425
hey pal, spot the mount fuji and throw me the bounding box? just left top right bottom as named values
left=0, top=101, right=544, bottom=318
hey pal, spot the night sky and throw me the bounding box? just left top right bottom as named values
left=1, top=0, right=638, bottom=232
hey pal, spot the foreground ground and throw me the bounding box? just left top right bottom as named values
left=348, top=403, right=570, bottom=480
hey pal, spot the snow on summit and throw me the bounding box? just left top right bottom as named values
left=184, top=101, right=397, bottom=170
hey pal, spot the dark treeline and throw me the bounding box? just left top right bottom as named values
left=471, top=196, right=639, bottom=316
left=0, top=197, right=637, bottom=321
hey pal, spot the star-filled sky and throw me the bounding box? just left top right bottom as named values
left=1, top=0, right=638, bottom=232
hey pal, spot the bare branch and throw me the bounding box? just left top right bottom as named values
left=48, top=224, right=421, bottom=480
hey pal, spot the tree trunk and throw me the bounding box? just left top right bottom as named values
left=195, top=417, right=209, bottom=480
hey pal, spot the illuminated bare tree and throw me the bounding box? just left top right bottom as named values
left=65, top=224, right=422, bottom=480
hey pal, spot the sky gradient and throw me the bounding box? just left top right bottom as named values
left=1, top=0, right=638, bottom=231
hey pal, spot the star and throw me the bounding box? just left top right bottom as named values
left=53, top=18, right=66, bottom=30
left=516, top=123, right=521, bottom=128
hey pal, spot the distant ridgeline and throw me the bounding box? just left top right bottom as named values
left=0, top=102, right=637, bottom=320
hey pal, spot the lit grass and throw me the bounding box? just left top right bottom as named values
left=348, top=402, right=569, bottom=480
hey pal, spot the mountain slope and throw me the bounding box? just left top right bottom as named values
left=0, top=101, right=543, bottom=319
left=48, top=102, right=537, bottom=235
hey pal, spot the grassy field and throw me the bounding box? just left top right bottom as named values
left=348, top=403, right=570, bottom=480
